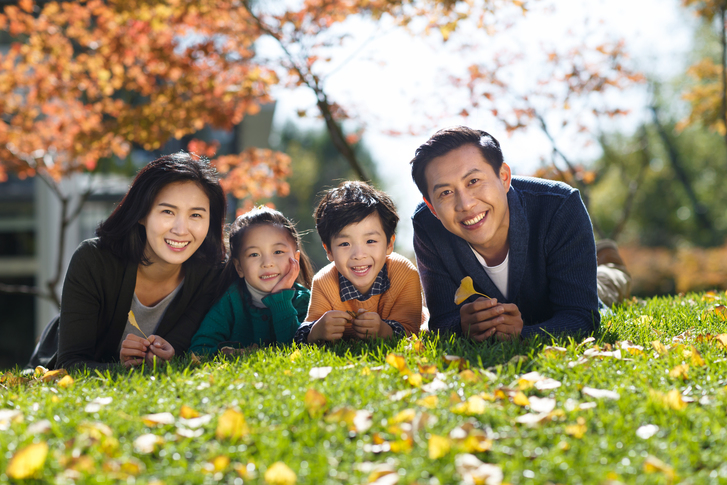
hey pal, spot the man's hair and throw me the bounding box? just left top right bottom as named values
left=314, top=181, right=399, bottom=249
left=410, top=126, right=504, bottom=201
left=96, top=152, right=227, bottom=265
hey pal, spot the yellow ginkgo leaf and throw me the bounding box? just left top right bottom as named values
left=651, top=340, right=668, bottom=355
left=512, top=391, right=530, bottom=407
left=643, top=455, right=676, bottom=481
left=385, top=353, right=409, bottom=374
left=459, top=369, right=479, bottom=383
left=303, top=389, right=327, bottom=417
left=212, top=455, right=230, bottom=472
left=6, top=442, right=48, bottom=479
left=668, top=364, right=689, bottom=380
left=41, top=369, right=68, bottom=382
left=428, top=434, right=451, bottom=459
left=289, top=349, right=302, bottom=362
left=417, top=395, right=439, bottom=409
left=180, top=405, right=199, bottom=419
left=454, top=276, right=490, bottom=305
left=407, top=373, right=423, bottom=388
left=128, top=310, right=148, bottom=339
left=451, top=396, right=487, bottom=415
left=264, top=461, right=297, bottom=485
left=58, top=375, right=75, bottom=388
left=216, top=409, right=249, bottom=442
left=690, top=347, right=706, bottom=367
left=565, top=417, right=587, bottom=439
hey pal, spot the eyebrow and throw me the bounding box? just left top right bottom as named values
left=243, top=242, right=289, bottom=251
left=431, top=168, right=483, bottom=193
left=158, top=202, right=207, bottom=212
left=334, top=230, right=383, bottom=239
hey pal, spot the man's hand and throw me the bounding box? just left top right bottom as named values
left=460, top=298, right=523, bottom=342
left=145, top=335, right=175, bottom=365
left=307, top=310, right=350, bottom=342
left=120, top=333, right=149, bottom=367
left=352, top=310, right=393, bottom=339
left=271, top=253, right=301, bottom=294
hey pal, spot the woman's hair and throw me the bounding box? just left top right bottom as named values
left=96, top=152, right=227, bottom=265
left=217, top=206, right=314, bottom=296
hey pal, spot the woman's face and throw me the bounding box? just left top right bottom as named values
left=139, top=181, right=211, bottom=268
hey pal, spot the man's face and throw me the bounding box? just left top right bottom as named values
left=424, top=144, right=511, bottom=263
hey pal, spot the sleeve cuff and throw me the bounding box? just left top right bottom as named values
left=383, top=319, right=406, bottom=338
left=294, top=321, right=314, bottom=344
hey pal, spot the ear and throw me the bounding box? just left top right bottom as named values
left=233, top=258, right=245, bottom=279
left=500, top=163, right=512, bottom=192
left=323, top=243, right=333, bottom=262
left=423, top=197, right=438, bottom=219
left=294, top=249, right=301, bottom=262
left=386, top=234, right=395, bottom=256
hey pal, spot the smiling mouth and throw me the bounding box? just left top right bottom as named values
left=165, top=239, right=190, bottom=248
left=260, top=273, right=280, bottom=280
left=351, top=265, right=371, bottom=275
left=462, top=212, right=486, bottom=226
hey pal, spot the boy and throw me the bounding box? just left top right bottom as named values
left=295, top=181, right=424, bottom=343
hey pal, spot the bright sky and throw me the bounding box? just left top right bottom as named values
left=269, top=0, right=694, bottom=254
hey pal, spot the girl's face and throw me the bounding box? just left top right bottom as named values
left=139, top=181, right=211, bottom=268
left=234, top=224, right=300, bottom=293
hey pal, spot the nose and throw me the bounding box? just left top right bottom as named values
left=171, top=215, right=189, bottom=236
left=351, top=244, right=365, bottom=260
left=455, top=190, right=475, bottom=212
left=261, top=254, right=275, bottom=267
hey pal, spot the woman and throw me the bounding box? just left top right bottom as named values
left=56, top=152, right=226, bottom=369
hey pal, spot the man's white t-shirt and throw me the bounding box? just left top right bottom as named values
left=469, top=245, right=509, bottom=299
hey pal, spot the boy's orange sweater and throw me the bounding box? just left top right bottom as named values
left=305, top=252, right=424, bottom=336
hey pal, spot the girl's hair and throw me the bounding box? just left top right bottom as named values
left=96, top=152, right=227, bottom=265
left=217, top=206, right=314, bottom=296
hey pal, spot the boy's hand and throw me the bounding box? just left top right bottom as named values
left=145, top=335, right=175, bottom=365
left=351, top=310, right=393, bottom=339
left=120, top=333, right=149, bottom=367
left=307, top=310, right=350, bottom=342
left=271, top=253, right=301, bottom=293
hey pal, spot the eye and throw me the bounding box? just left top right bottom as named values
left=247, top=252, right=259, bottom=258
left=468, top=178, right=479, bottom=186
left=162, top=209, right=174, bottom=215
left=191, top=213, right=204, bottom=218
left=338, top=242, right=350, bottom=247
left=367, top=239, right=377, bottom=244
left=438, top=189, right=452, bottom=199
left=274, top=249, right=286, bottom=255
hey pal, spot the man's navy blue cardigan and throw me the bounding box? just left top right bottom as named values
left=412, top=176, right=600, bottom=338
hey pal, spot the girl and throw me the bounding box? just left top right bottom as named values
left=54, top=152, right=227, bottom=370
left=189, top=207, right=313, bottom=354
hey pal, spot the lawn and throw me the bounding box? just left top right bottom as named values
left=2, top=292, right=727, bottom=484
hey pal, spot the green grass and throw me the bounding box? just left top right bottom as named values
left=2, top=292, right=727, bottom=484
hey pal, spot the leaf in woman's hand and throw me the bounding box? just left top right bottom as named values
left=454, top=276, right=491, bottom=305
left=128, top=310, right=149, bottom=339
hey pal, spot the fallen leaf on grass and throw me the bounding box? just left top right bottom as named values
left=406, top=372, right=423, bottom=387
left=577, top=336, right=596, bottom=347
left=303, top=389, right=327, bottom=417
left=216, top=409, right=249, bottom=441
left=528, top=396, right=556, bottom=414
left=636, top=424, right=659, bottom=439
left=583, top=348, right=622, bottom=359
left=454, top=276, right=490, bottom=304
left=421, top=378, right=448, bottom=394
left=582, top=387, right=620, bottom=400
left=565, top=417, right=587, bottom=439
left=0, top=409, right=23, bottom=430
left=27, top=419, right=52, bottom=435
left=690, top=347, right=706, bottom=366
left=542, top=346, right=567, bottom=357
left=84, top=397, right=113, bottom=413
left=452, top=396, right=488, bottom=415
left=325, top=407, right=372, bottom=433
left=651, top=340, right=669, bottom=356
left=455, top=454, right=503, bottom=485
left=189, top=353, right=202, bottom=366
left=443, top=354, right=468, bottom=371
left=180, top=405, right=199, bottom=419
left=264, top=461, right=297, bottom=485
left=418, top=363, right=438, bottom=376
left=210, top=455, right=230, bottom=472
left=416, top=395, right=439, bottom=409
left=459, top=369, right=479, bottom=383
left=669, top=364, right=689, bottom=380
left=142, top=412, right=175, bottom=426
left=512, top=391, right=530, bottom=407
left=386, top=353, right=409, bottom=374
left=289, top=349, right=302, bottom=362
left=41, top=368, right=68, bottom=382
left=643, top=455, right=676, bottom=482
left=535, top=378, right=562, bottom=391
left=617, top=341, right=644, bottom=355
left=133, top=433, right=164, bottom=454
left=58, top=375, right=75, bottom=388
left=179, top=413, right=212, bottom=429
left=6, top=441, right=48, bottom=479
left=309, top=366, right=332, bottom=379
left=429, top=434, right=451, bottom=459
left=713, top=305, right=727, bottom=321
left=649, top=389, right=687, bottom=411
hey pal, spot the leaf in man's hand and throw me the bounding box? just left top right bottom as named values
left=454, top=276, right=490, bottom=305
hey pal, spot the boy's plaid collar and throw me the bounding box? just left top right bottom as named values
left=338, top=263, right=390, bottom=302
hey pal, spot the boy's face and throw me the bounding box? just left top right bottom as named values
left=424, top=144, right=511, bottom=263
left=325, top=212, right=394, bottom=296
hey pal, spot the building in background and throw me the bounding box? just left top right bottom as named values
left=0, top=104, right=276, bottom=369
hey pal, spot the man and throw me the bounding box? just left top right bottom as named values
left=410, top=126, right=630, bottom=341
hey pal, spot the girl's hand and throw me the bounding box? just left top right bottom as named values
left=120, top=333, right=149, bottom=367
left=352, top=310, right=393, bottom=339
left=271, top=253, right=301, bottom=294
left=145, top=335, right=175, bottom=365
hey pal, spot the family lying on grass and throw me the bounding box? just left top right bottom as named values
left=28, top=126, right=632, bottom=371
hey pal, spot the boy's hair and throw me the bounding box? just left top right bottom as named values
left=217, top=206, right=314, bottom=298
left=314, top=181, right=399, bottom=249
left=410, top=126, right=504, bottom=201
left=97, top=152, right=227, bottom=265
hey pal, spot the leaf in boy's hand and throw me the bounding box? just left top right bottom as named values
left=264, top=461, right=297, bottom=485
left=6, top=441, right=48, bottom=479
left=454, top=276, right=490, bottom=305
left=128, top=310, right=149, bottom=339
left=303, top=389, right=327, bottom=417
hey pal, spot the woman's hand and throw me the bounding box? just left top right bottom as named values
left=120, top=334, right=150, bottom=367
left=145, top=335, right=175, bottom=365
left=271, top=252, right=301, bottom=293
